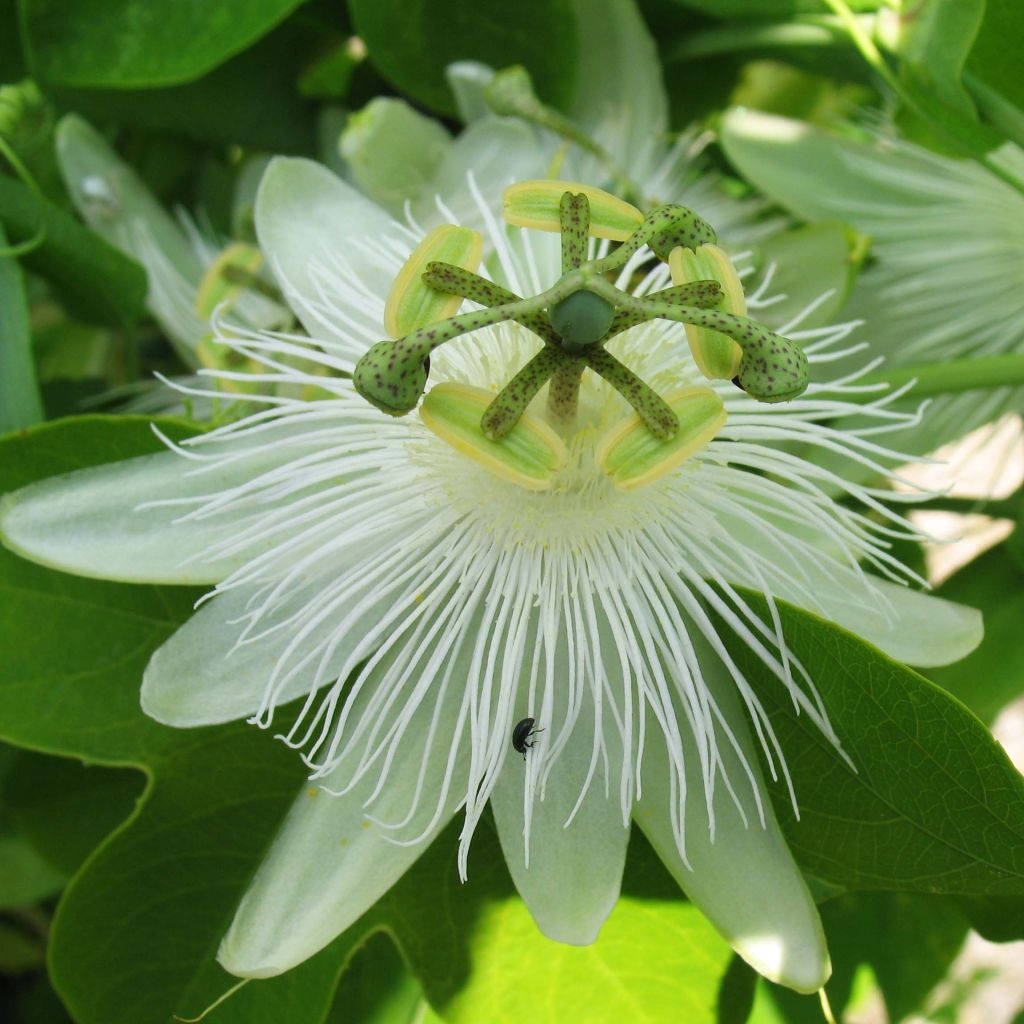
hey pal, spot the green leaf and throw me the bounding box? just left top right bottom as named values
left=0, top=0, right=26, bottom=84
left=49, top=23, right=317, bottom=152
left=360, top=821, right=734, bottom=1024
left=3, top=752, right=143, bottom=876
left=348, top=0, right=580, bottom=117
left=0, top=417, right=354, bottom=1024
left=765, top=892, right=967, bottom=1023
left=0, top=175, right=147, bottom=325
left=0, top=222, right=43, bottom=432
left=721, top=590, right=1024, bottom=896
left=967, top=0, right=1024, bottom=113
left=884, top=0, right=984, bottom=118
left=928, top=545, right=1024, bottom=724
left=22, top=0, right=305, bottom=88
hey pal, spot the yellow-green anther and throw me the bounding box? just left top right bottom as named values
left=585, top=348, right=680, bottom=441
left=503, top=180, right=643, bottom=241
left=195, top=242, right=271, bottom=318
left=605, top=280, right=722, bottom=338
left=670, top=244, right=744, bottom=380
left=421, top=382, right=568, bottom=491
left=597, top=387, right=726, bottom=490
left=421, top=261, right=557, bottom=344
left=384, top=224, right=482, bottom=338
left=481, top=346, right=566, bottom=439
left=550, top=287, right=616, bottom=352
left=560, top=191, right=590, bottom=273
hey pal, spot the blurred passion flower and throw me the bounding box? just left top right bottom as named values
left=0, top=162, right=981, bottom=993
left=721, top=108, right=1024, bottom=457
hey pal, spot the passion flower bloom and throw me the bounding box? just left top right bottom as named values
left=0, top=162, right=980, bottom=994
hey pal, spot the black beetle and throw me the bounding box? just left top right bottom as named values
left=512, top=717, right=542, bottom=759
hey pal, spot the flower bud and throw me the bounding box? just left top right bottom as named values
left=194, top=242, right=267, bottom=319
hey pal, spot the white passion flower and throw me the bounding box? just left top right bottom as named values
left=0, top=162, right=982, bottom=993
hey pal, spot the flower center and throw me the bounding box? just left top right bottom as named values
left=353, top=180, right=811, bottom=491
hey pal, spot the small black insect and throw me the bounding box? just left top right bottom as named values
left=512, top=717, right=543, bottom=759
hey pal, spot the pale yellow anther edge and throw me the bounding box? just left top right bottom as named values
left=195, top=242, right=264, bottom=319
left=384, top=225, right=483, bottom=339
left=597, top=386, right=726, bottom=491
left=670, top=244, right=744, bottom=380
left=420, top=382, right=567, bottom=491
left=503, top=179, right=644, bottom=241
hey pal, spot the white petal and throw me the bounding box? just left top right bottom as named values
left=490, top=645, right=629, bottom=945
left=813, top=576, right=982, bottom=669
left=255, top=157, right=396, bottom=348
left=414, top=117, right=549, bottom=231
left=0, top=425, right=337, bottom=584
left=568, top=0, right=668, bottom=154
left=218, top=621, right=472, bottom=978
left=55, top=114, right=206, bottom=360
left=633, top=638, right=829, bottom=993
left=141, top=567, right=392, bottom=725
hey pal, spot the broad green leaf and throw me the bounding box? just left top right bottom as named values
left=49, top=24, right=317, bottom=152
left=327, top=932, right=428, bottom=1023
left=929, top=545, right=1024, bottom=724
left=3, top=752, right=142, bottom=876
left=0, top=175, right=147, bottom=325
left=22, top=0, right=305, bottom=87
left=349, top=0, right=580, bottom=117
left=967, top=0, right=1024, bottom=113
left=358, top=821, right=734, bottom=1024
left=723, top=590, right=1024, bottom=896
left=0, top=417, right=359, bottom=1024
left=0, top=223, right=43, bottom=432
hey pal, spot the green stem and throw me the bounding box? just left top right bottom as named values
left=666, top=17, right=845, bottom=62
left=856, top=354, right=1024, bottom=398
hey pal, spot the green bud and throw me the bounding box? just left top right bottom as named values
left=648, top=205, right=717, bottom=262
left=353, top=339, right=430, bottom=416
